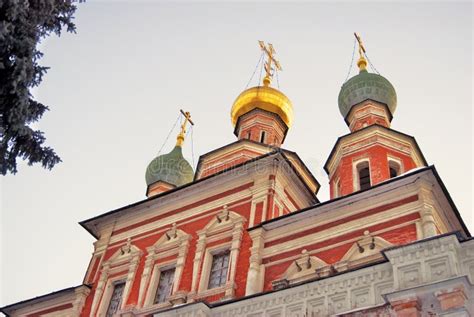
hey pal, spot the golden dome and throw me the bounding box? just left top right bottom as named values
left=230, top=85, right=293, bottom=127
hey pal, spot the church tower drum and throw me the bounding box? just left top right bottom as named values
left=230, top=41, right=293, bottom=148
left=325, top=34, right=428, bottom=199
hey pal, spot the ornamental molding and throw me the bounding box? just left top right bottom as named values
left=273, top=249, right=328, bottom=288
left=90, top=160, right=261, bottom=239
left=153, top=234, right=474, bottom=317
left=138, top=224, right=191, bottom=308
left=262, top=200, right=419, bottom=261
left=110, top=191, right=252, bottom=245
left=338, top=231, right=392, bottom=270
left=90, top=238, right=142, bottom=316
left=190, top=206, right=246, bottom=299
left=384, top=234, right=464, bottom=291
left=326, top=126, right=425, bottom=178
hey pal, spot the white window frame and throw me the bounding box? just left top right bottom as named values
left=199, top=242, right=232, bottom=293
left=102, top=278, right=127, bottom=317
left=388, top=156, right=404, bottom=178
left=190, top=206, right=245, bottom=300
left=149, top=263, right=176, bottom=305
left=91, top=239, right=142, bottom=317
left=138, top=224, right=191, bottom=309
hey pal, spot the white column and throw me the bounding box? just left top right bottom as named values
left=138, top=255, right=154, bottom=307
left=191, top=233, right=206, bottom=295
left=225, top=222, right=244, bottom=298
left=173, top=238, right=190, bottom=293
left=72, top=286, right=91, bottom=316
left=421, top=205, right=437, bottom=238
left=121, top=253, right=140, bottom=310
left=90, top=265, right=109, bottom=316
left=245, top=228, right=265, bottom=295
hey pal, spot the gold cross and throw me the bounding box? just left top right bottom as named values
left=259, top=40, right=282, bottom=87
left=354, top=32, right=368, bottom=71
left=176, top=109, right=194, bottom=147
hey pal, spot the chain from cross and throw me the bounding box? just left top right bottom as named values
left=259, top=40, right=282, bottom=86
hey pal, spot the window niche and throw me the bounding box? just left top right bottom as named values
left=106, top=281, right=126, bottom=317
left=358, top=164, right=371, bottom=190
left=191, top=205, right=245, bottom=300
left=353, top=159, right=371, bottom=192
left=388, top=158, right=403, bottom=178
left=138, top=223, right=191, bottom=309
left=154, top=268, right=175, bottom=304
left=208, top=250, right=230, bottom=289
left=90, top=238, right=142, bottom=317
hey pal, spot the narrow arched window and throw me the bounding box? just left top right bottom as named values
left=389, top=161, right=401, bottom=178
left=260, top=131, right=266, bottom=143
left=357, top=162, right=371, bottom=190
left=389, top=167, right=397, bottom=178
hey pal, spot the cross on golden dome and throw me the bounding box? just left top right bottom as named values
left=259, top=40, right=282, bottom=87
left=176, top=109, right=194, bottom=147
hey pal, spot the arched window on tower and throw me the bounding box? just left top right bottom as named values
left=357, top=162, right=371, bottom=191
left=260, top=131, right=266, bottom=143
left=389, top=160, right=401, bottom=178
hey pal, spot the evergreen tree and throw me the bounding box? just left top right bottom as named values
left=0, top=0, right=81, bottom=175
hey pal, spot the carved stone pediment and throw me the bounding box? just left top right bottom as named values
left=106, top=238, right=142, bottom=268
left=148, top=223, right=191, bottom=254
left=339, top=231, right=392, bottom=269
left=280, top=250, right=327, bottom=285
left=198, top=205, right=245, bottom=236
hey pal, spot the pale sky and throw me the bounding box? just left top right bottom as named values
left=1, top=1, right=472, bottom=308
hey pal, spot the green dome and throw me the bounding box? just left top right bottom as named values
left=338, top=70, right=397, bottom=119
left=145, top=146, right=194, bottom=187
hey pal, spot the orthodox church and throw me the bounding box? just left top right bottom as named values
left=2, top=36, right=473, bottom=317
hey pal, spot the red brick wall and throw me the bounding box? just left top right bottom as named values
left=330, top=144, right=419, bottom=199
left=262, top=216, right=419, bottom=291
left=81, top=187, right=255, bottom=315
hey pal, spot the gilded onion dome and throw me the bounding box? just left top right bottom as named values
left=231, top=85, right=293, bottom=128
left=231, top=41, right=293, bottom=128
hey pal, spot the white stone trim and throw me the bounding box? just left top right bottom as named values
left=90, top=239, right=142, bottom=316
left=190, top=206, right=245, bottom=300
left=139, top=224, right=191, bottom=308
left=198, top=242, right=233, bottom=294
left=388, top=155, right=404, bottom=175
left=153, top=234, right=474, bottom=317
left=352, top=157, right=371, bottom=192
left=338, top=231, right=393, bottom=270
left=262, top=201, right=420, bottom=260
left=326, top=126, right=426, bottom=178
left=263, top=219, right=417, bottom=269
left=245, top=228, right=265, bottom=295
left=281, top=249, right=327, bottom=284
